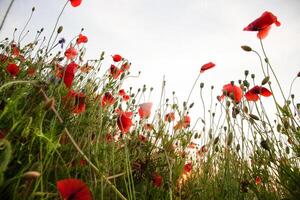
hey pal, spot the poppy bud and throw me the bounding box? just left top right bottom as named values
left=200, top=82, right=204, bottom=88
left=57, top=26, right=63, bottom=34
left=261, top=76, right=270, bottom=85
left=265, top=58, right=269, bottom=63
left=251, top=74, right=255, bottom=79
left=291, top=94, right=294, bottom=99
left=249, top=113, right=259, bottom=121
left=244, top=70, right=249, bottom=76
left=297, top=71, right=300, bottom=77
left=32, top=7, right=35, bottom=12
left=241, top=45, right=252, bottom=52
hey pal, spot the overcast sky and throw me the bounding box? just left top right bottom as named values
left=0, top=0, right=299, bottom=121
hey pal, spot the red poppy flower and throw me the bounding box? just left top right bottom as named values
left=26, top=67, right=36, bottom=76
left=56, top=178, right=92, bottom=200
left=64, top=62, right=78, bottom=88
left=243, top=11, right=281, bottom=39
left=220, top=83, right=243, bottom=103
left=174, top=115, right=190, bottom=130
left=0, top=54, right=8, bottom=63
left=200, top=62, right=215, bottom=73
left=117, top=111, right=133, bottom=133
left=121, top=62, right=131, bottom=71
left=69, top=0, right=82, bottom=7
left=73, top=92, right=86, bottom=114
left=110, top=65, right=122, bottom=79
left=123, top=95, right=130, bottom=101
left=76, top=34, right=88, bottom=44
left=138, top=134, right=147, bottom=143
left=65, top=46, right=78, bottom=60
left=164, top=112, right=175, bottom=122
left=6, top=63, right=20, bottom=76
left=183, top=162, right=192, bottom=173
left=118, top=89, right=126, bottom=96
left=255, top=176, right=262, bottom=185
left=152, top=173, right=163, bottom=188
left=112, top=54, right=122, bottom=62
left=101, top=92, right=115, bottom=107
left=11, top=44, right=20, bottom=57
left=245, top=85, right=272, bottom=101
left=138, top=102, right=153, bottom=119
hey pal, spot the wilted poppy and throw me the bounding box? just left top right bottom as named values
left=174, top=115, right=190, bottom=130
left=112, top=54, right=122, bottom=62
left=117, top=111, right=133, bottom=133
left=220, top=83, right=243, bottom=103
left=69, top=0, right=82, bottom=7
left=164, top=112, right=175, bottom=122
left=243, top=11, right=281, bottom=39
left=73, top=92, right=86, bottom=114
left=65, top=46, right=78, bottom=60
left=200, top=62, right=215, bottom=73
left=138, top=102, right=153, bottom=119
left=101, top=92, right=115, bottom=107
left=6, top=63, right=20, bottom=76
left=76, top=34, right=88, bottom=44
left=56, top=178, right=92, bottom=200
left=152, top=173, right=163, bottom=188
left=183, top=162, right=192, bottom=173
left=245, top=85, right=272, bottom=101
left=110, top=65, right=122, bottom=79
left=64, top=62, right=78, bottom=88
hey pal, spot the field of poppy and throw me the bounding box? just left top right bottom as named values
left=0, top=1, right=300, bottom=200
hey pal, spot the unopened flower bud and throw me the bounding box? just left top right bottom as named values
left=241, top=45, right=252, bottom=52
left=57, top=26, right=63, bottom=34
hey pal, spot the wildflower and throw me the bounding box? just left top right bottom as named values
left=165, top=112, right=175, bottom=122
left=183, top=162, right=192, bottom=173
left=219, top=83, right=243, bottom=103
left=101, top=92, right=115, bottom=107
left=200, top=62, right=215, bottom=73
left=58, top=38, right=66, bottom=49
left=55, top=64, right=64, bottom=79
left=121, top=62, right=130, bottom=71
left=56, top=178, right=92, bottom=200
left=76, top=34, right=88, bottom=44
left=245, top=85, right=272, bottom=101
left=110, top=65, right=122, bottom=79
left=174, top=115, right=190, bottom=130
left=0, top=54, right=8, bottom=63
left=138, top=134, right=147, bottom=143
left=112, top=54, right=122, bottom=62
left=65, top=45, right=78, bottom=60
left=69, top=0, right=82, bottom=7
left=118, top=89, right=130, bottom=101
left=73, top=93, right=86, bottom=114
left=64, top=62, right=78, bottom=88
left=6, top=63, right=20, bottom=76
left=138, top=102, right=153, bottom=119
left=117, top=111, right=133, bottom=133
left=243, top=11, right=281, bottom=39
left=152, top=173, right=163, bottom=188
left=11, top=44, right=20, bottom=57
left=118, top=89, right=126, bottom=96
left=255, top=176, right=262, bottom=185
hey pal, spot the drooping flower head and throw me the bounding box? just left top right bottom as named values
left=138, top=102, right=153, bottom=119
left=200, top=62, right=215, bottom=73
left=245, top=85, right=272, bottom=101
left=69, top=0, right=82, bottom=7
left=64, top=62, right=78, bottom=88
left=219, top=83, right=243, bottom=103
left=243, top=11, right=281, bottom=39
left=164, top=112, right=175, bottom=122
left=56, top=178, right=92, bottom=200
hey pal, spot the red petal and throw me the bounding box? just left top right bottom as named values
left=64, top=62, right=78, bottom=88
left=57, top=178, right=92, bottom=200
left=257, top=26, right=271, bottom=39
left=260, top=87, right=272, bottom=97
left=245, top=91, right=259, bottom=101
left=200, top=62, right=215, bottom=73
left=112, top=54, right=122, bottom=62
left=70, top=0, right=82, bottom=7
left=6, top=63, right=20, bottom=76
